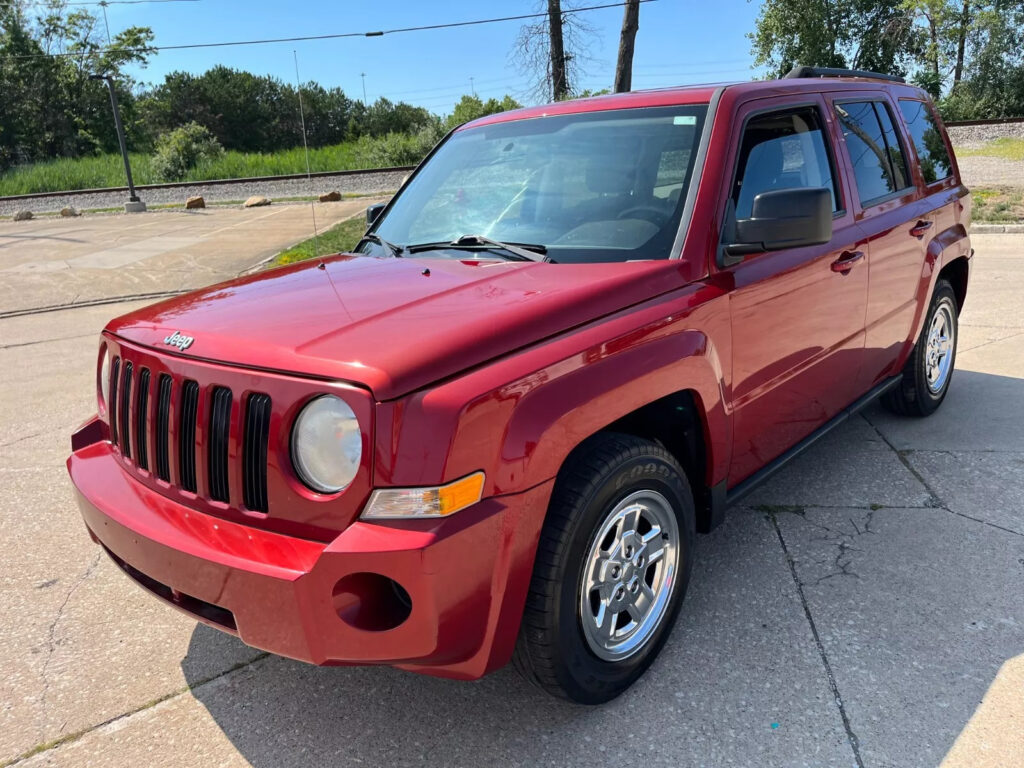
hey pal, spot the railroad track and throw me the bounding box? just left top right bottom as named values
left=0, top=165, right=415, bottom=203
left=945, top=116, right=1024, bottom=127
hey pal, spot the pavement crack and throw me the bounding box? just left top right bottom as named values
left=7, top=652, right=270, bottom=767
left=862, top=418, right=1024, bottom=538
left=957, top=328, right=1024, bottom=353
left=861, top=414, right=944, bottom=507
left=0, top=332, right=95, bottom=351
left=0, top=430, right=46, bottom=448
left=770, top=513, right=866, bottom=768
left=38, top=552, right=102, bottom=737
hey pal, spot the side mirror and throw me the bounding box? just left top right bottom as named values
left=722, top=187, right=832, bottom=265
left=366, top=202, right=387, bottom=226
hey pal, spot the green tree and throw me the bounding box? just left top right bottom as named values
left=445, top=94, right=522, bottom=129
left=937, top=0, right=1024, bottom=117
left=0, top=0, right=153, bottom=169
left=750, top=0, right=919, bottom=77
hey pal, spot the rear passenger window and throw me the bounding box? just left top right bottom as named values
left=899, top=99, right=953, bottom=184
left=835, top=101, right=912, bottom=204
left=732, top=107, right=839, bottom=219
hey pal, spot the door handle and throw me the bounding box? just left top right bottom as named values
left=910, top=220, right=933, bottom=238
left=830, top=250, right=864, bottom=274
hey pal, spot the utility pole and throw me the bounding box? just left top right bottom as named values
left=547, top=0, right=568, bottom=100
left=98, top=0, right=111, bottom=45
left=613, top=0, right=639, bottom=93
left=361, top=72, right=367, bottom=104
left=90, top=73, right=145, bottom=212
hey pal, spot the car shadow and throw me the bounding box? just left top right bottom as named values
left=180, top=368, right=1024, bottom=767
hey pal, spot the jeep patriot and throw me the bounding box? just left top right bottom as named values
left=68, top=66, right=971, bottom=703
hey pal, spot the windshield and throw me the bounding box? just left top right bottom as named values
left=363, top=104, right=709, bottom=264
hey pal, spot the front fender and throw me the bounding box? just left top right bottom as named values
left=373, top=281, right=731, bottom=498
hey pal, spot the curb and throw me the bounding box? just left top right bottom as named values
left=971, top=223, right=1024, bottom=234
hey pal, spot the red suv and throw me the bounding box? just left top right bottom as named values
left=68, top=67, right=971, bottom=703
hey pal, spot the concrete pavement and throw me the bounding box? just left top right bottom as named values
left=0, top=231, right=1021, bottom=767
left=0, top=200, right=368, bottom=316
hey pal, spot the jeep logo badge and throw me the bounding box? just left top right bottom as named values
left=163, top=331, right=194, bottom=351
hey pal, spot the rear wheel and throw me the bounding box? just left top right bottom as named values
left=883, top=279, right=958, bottom=417
left=513, top=433, right=695, bottom=704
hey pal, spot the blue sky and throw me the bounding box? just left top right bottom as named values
left=114, top=0, right=768, bottom=114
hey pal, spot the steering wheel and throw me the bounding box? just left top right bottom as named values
left=616, top=206, right=668, bottom=225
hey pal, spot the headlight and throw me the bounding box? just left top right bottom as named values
left=291, top=395, right=362, bottom=494
left=361, top=472, right=485, bottom=519
left=98, top=345, right=110, bottom=413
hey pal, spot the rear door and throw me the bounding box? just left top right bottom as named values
left=825, top=92, right=932, bottom=390
left=722, top=95, right=870, bottom=486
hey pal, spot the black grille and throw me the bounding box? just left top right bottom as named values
left=106, top=349, right=279, bottom=520
left=155, top=374, right=172, bottom=482
left=179, top=380, right=199, bottom=493
left=109, top=357, right=121, bottom=447
left=243, top=393, right=272, bottom=512
left=135, top=368, right=151, bottom=471
left=207, top=386, right=232, bottom=503
left=119, top=362, right=133, bottom=459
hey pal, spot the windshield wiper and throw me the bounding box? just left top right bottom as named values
left=359, top=232, right=404, bottom=258
left=406, top=234, right=547, bottom=262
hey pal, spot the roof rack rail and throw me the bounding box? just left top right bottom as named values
left=784, top=65, right=905, bottom=84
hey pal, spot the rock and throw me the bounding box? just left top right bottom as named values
left=318, top=190, right=342, bottom=202
left=243, top=196, right=271, bottom=208
left=60, top=206, right=80, bottom=217
left=185, top=195, right=205, bottom=209
left=13, top=210, right=33, bottom=221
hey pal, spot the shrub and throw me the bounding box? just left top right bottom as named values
left=352, top=123, right=444, bottom=168
left=151, top=122, right=224, bottom=181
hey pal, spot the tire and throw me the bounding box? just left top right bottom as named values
left=883, top=279, right=958, bottom=418
left=513, top=432, right=696, bottom=704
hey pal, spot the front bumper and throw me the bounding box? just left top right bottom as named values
left=68, top=435, right=553, bottom=679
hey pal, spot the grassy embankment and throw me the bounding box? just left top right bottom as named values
left=959, top=138, right=1024, bottom=222
left=0, top=142, right=365, bottom=196
left=958, top=137, right=1024, bottom=162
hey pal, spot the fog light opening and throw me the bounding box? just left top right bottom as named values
left=332, top=572, right=411, bottom=631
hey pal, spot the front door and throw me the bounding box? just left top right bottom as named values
left=723, top=96, right=870, bottom=486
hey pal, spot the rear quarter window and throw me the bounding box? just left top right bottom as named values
left=835, top=100, right=912, bottom=205
left=899, top=99, right=953, bottom=184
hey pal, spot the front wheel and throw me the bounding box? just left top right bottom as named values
left=513, top=433, right=695, bottom=703
left=883, top=279, right=958, bottom=417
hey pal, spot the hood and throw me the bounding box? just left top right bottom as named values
left=108, top=254, right=683, bottom=400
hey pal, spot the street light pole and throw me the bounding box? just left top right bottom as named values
left=90, top=73, right=145, bottom=212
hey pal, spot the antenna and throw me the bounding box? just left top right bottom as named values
left=293, top=50, right=320, bottom=262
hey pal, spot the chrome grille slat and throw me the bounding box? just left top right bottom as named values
left=119, top=362, right=133, bottom=459
left=243, top=393, right=272, bottom=513
left=207, top=386, right=232, bottom=503
left=136, top=368, right=151, bottom=471
left=155, top=374, right=172, bottom=482
left=179, top=380, right=199, bottom=493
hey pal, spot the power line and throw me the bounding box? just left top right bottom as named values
left=0, top=0, right=657, bottom=60
left=67, top=1, right=201, bottom=5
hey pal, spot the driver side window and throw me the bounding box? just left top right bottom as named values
left=733, top=106, right=840, bottom=219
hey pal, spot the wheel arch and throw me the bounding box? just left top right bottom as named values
left=938, top=254, right=969, bottom=314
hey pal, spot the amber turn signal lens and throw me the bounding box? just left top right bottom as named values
left=360, top=472, right=486, bottom=519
